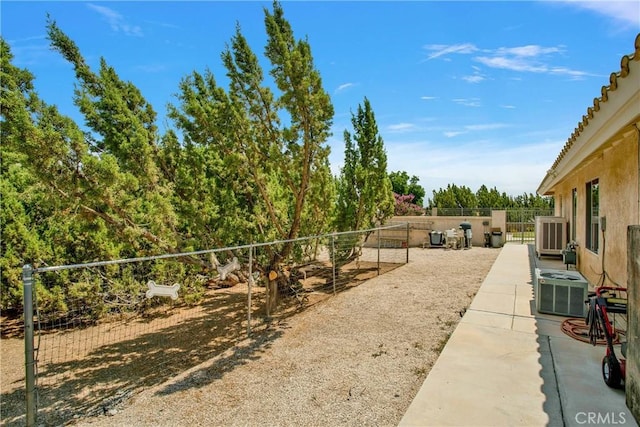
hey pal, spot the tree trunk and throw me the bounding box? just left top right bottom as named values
left=266, top=269, right=279, bottom=317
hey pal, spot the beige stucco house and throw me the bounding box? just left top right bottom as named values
left=537, top=33, right=640, bottom=289
left=537, top=34, right=639, bottom=418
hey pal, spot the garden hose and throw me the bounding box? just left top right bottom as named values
left=561, top=317, right=623, bottom=345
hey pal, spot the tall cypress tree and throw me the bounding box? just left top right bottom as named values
left=334, top=97, right=394, bottom=232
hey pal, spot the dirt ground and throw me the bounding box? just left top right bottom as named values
left=1, top=246, right=501, bottom=427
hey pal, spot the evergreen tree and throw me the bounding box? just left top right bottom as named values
left=169, top=2, right=335, bottom=309
left=428, top=183, right=552, bottom=211
left=334, top=97, right=394, bottom=232
left=1, top=38, right=131, bottom=309
left=264, top=2, right=335, bottom=242
left=430, top=184, right=477, bottom=209
left=476, top=185, right=509, bottom=209
left=45, top=20, right=180, bottom=256
left=0, top=40, right=49, bottom=307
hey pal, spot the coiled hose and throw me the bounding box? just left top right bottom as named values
left=561, top=297, right=624, bottom=345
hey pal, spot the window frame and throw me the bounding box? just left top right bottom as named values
left=571, top=188, right=577, bottom=242
left=585, top=179, right=599, bottom=253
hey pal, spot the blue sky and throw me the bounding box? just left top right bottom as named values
left=2, top=1, right=639, bottom=201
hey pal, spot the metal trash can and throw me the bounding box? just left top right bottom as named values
left=491, top=231, right=503, bottom=248
left=430, top=231, right=444, bottom=246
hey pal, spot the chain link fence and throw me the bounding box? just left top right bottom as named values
left=10, top=224, right=409, bottom=426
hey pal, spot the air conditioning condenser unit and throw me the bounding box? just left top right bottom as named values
left=535, top=216, right=567, bottom=257
left=535, top=268, right=588, bottom=317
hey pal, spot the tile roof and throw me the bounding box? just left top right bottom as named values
left=550, top=33, right=640, bottom=171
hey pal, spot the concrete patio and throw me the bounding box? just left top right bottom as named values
left=399, top=243, right=637, bottom=427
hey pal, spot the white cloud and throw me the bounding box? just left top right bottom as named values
left=443, top=131, right=466, bottom=138
left=452, top=98, right=481, bottom=107
left=145, top=20, right=180, bottom=30
left=388, top=123, right=417, bottom=132
left=423, top=43, right=478, bottom=60
left=495, top=45, right=564, bottom=57
left=475, top=55, right=547, bottom=72
left=460, top=64, right=488, bottom=83
left=7, top=41, right=53, bottom=66
left=425, top=39, right=590, bottom=79
left=383, top=138, right=564, bottom=199
left=441, top=123, right=508, bottom=138
left=421, top=96, right=437, bottom=100
left=548, top=66, right=590, bottom=79
left=465, top=123, right=508, bottom=131
left=559, top=1, right=640, bottom=27
left=462, top=74, right=485, bottom=83
left=335, top=82, right=355, bottom=93
left=475, top=49, right=590, bottom=79
left=87, top=4, right=143, bottom=36
left=329, top=122, right=564, bottom=199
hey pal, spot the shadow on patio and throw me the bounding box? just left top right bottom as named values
left=398, top=243, right=635, bottom=427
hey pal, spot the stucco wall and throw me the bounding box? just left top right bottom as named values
left=627, top=226, right=640, bottom=423
left=552, top=132, right=639, bottom=287
left=373, top=212, right=507, bottom=248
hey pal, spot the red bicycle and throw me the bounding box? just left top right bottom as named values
left=586, top=286, right=627, bottom=388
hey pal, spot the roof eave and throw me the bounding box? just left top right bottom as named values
left=537, top=33, right=640, bottom=197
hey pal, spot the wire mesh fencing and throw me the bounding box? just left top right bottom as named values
left=256, top=227, right=408, bottom=320
left=12, top=224, right=409, bottom=426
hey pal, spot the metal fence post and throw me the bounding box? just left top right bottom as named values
left=377, top=228, right=381, bottom=275
left=23, top=264, right=36, bottom=427
left=247, top=244, right=253, bottom=337
left=331, top=234, right=336, bottom=295
left=405, top=222, right=410, bottom=263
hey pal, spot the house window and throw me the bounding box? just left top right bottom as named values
left=571, top=188, right=577, bottom=242
left=585, top=179, right=599, bottom=253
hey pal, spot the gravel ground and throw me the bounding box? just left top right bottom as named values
left=1, top=246, right=500, bottom=427
left=77, top=247, right=499, bottom=427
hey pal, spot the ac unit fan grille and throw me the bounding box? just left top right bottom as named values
left=542, top=222, right=564, bottom=250
left=535, top=217, right=567, bottom=257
